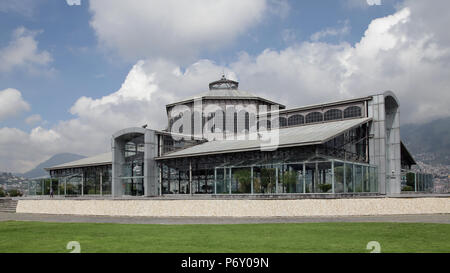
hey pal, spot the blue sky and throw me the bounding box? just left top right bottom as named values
left=1, top=0, right=449, bottom=172
left=0, top=0, right=399, bottom=130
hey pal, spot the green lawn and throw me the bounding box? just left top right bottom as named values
left=0, top=221, right=448, bottom=253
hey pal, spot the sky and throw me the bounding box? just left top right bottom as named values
left=0, top=0, right=449, bottom=172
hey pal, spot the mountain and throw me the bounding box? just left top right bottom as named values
left=401, top=117, right=450, bottom=165
left=22, top=153, right=86, bottom=179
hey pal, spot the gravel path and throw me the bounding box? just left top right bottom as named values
left=1, top=212, right=449, bottom=224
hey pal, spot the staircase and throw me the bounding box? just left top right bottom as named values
left=0, top=199, right=18, bottom=213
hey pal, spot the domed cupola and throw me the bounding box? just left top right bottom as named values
left=209, top=75, right=239, bottom=90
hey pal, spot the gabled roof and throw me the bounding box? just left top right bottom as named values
left=45, top=152, right=112, bottom=171
left=156, top=117, right=372, bottom=159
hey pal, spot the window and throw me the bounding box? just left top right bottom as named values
left=287, top=114, right=304, bottom=126
left=214, top=110, right=225, bottom=133
left=245, top=112, right=250, bottom=132
left=305, top=112, right=323, bottom=123
left=257, top=119, right=271, bottom=131
left=344, top=106, right=362, bottom=118
left=272, top=117, right=287, bottom=128
left=234, top=112, right=238, bottom=134
left=279, top=117, right=287, bottom=127
left=324, top=109, right=343, bottom=121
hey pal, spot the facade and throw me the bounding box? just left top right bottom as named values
left=42, top=76, right=431, bottom=197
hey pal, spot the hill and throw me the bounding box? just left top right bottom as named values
left=22, top=153, right=86, bottom=179
left=401, top=117, right=450, bottom=165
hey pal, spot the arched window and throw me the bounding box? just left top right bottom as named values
left=287, top=114, right=304, bottom=126
left=271, top=117, right=287, bottom=128
left=343, top=106, right=362, bottom=118
left=234, top=112, right=238, bottom=134
left=305, top=112, right=323, bottom=123
left=245, top=112, right=250, bottom=132
left=214, top=110, right=226, bottom=133
left=324, top=109, right=343, bottom=121
left=279, top=117, right=287, bottom=127
left=257, top=119, right=271, bottom=131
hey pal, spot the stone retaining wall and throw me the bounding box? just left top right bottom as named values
left=16, top=198, right=450, bottom=217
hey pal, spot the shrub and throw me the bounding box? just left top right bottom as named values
left=233, top=169, right=252, bottom=193
left=402, top=186, right=414, bottom=191
left=318, top=184, right=332, bottom=193
left=7, top=189, right=22, bottom=197
left=0, top=187, right=5, bottom=197
left=406, top=173, right=415, bottom=188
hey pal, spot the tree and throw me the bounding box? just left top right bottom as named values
left=281, top=170, right=297, bottom=193
left=233, top=169, right=252, bottom=193
left=261, top=168, right=276, bottom=193
left=406, top=172, right=415, bottom=188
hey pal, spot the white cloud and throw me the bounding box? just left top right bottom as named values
left=0, top=88, right=30, bottom=121
left=230, top=2, right=450, bottom=124
left=344, top=0, right=387, bottom=9
left=0, top=27, right=53, bottom=73
left=0, top=59, right=231, bottom=172
left=66, top=0, right=81, bottom=6
left=0, top=127, right=62, bottom=172
left=0, top=0, right=38, bottom=17
left=88, top=0, right=269, bottom=62
left=367, top=0, right=382, bottom=6
left=25, top=114, right=43, bottom=125
left=310, top=20, right=350, bottom=41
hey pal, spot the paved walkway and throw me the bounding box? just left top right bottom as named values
left=0, top=212, right=449, bottom=224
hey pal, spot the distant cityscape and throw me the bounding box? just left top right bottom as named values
left=0, top=172, right=31, bottom=194
left=413, top=160, right=450, bottom=193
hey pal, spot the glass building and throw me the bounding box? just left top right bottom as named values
left=42, top=76, right=432, bottom=197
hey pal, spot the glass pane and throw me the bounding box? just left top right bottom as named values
left=169, top=168, right=179, bottom=194
left=253, top=166, right=276, bottom=194
left=334, top=161, right=344, bottom=193
left=317, top=162, right=332, bottom=193
left=305, top=163, right=315, bottom=193
left=231, top=168, right=252, bottom=194
left=345, top=163, right=353, bottom=193
left=278, top=163, right=304, bottom=193
left=123, top=178, right=144, bottom=196
left=354, top=164, right=363, bottom=192
left=362, top=166, right=369, bottom=192
left=215, top=168, right=229, bottom=194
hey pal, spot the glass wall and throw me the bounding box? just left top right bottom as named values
left=278, top=163, right=304, bottom=193
left=215, top=168, right=229, bottom=194
left=214, top=160, right=378, bottom=195
left=354, top=164, right=363, bottom=192
left=334, top=161, right=344, bottom=193
left=231, top=167, right=252, bottom=194
left=253, top=166, right=276, bottom=194
left=122, top=177, right=144, bottom=196
left=30, top=165, right=112, bottom=197
left=120, top=135, right=144, bottom=196
left=401, top=171, right=434, bottom=192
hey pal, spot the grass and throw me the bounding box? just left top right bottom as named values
left=0, top=221, right=449, bottom=253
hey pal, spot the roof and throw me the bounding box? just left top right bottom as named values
left=156, top=117, right=372, bottom=160
left=401, top=141, right=417, bottom=166
left=166, top=89, right=285, bottom=108
left=263, top=96, right=373, bottom=115
left=45, top=152, right=112, bottom=171
left=209, top=75, right=239, bottom=90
